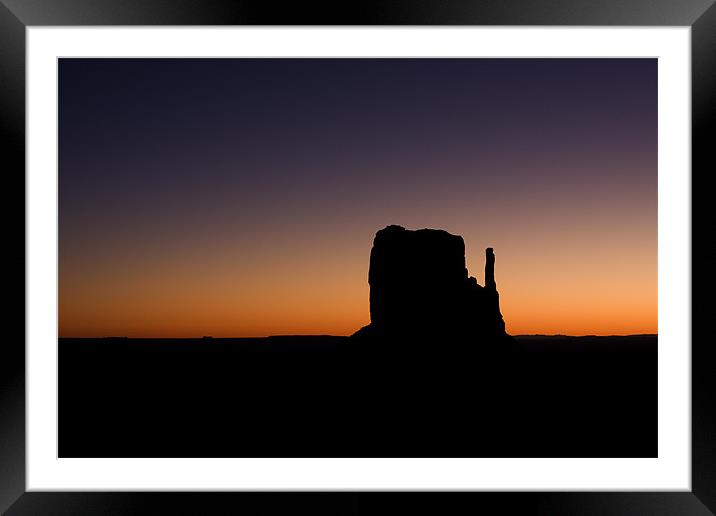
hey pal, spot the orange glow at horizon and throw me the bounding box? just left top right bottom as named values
left=59, top=195, right=657, bottom=338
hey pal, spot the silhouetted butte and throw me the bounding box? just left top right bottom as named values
left=353, top=225, right=511, bottom=348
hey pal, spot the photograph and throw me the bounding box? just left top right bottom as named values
left=58, top=57, right=658, bottom=458
left=3, top=0, right=713, bottom=510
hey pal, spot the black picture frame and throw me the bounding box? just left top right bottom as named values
left=2, top=1, right=714, bottom=514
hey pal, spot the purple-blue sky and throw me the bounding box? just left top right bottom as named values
left=59, top=58, right=657, bottom=337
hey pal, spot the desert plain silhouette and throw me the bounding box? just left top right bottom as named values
left=59, top=226, right=656, bottom=457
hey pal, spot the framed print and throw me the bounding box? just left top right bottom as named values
left=3, top=1, right=715, bottom=514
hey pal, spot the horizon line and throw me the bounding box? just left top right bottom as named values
left=58, top=332, right=659, bottom=340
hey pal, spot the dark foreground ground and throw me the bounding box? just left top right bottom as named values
left=59, top=335, right=656, bottom=457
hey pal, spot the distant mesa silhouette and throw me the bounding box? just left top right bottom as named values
left=353, top=225, right=511, bottom=345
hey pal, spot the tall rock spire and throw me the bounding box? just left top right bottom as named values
left=485, top=247, right=496, bottom=291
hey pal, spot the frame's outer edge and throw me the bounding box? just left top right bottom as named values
left=0, top=0, right=715, bottom=26
left=692, top=1, right=716, bottom=512
left=0, top=1, right=26, bottom=515
left=3, top=0, right=715, bottom=514
left=1, top=492, right=715, bottom=515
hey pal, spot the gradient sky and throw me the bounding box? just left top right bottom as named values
left=59, top=58, right=657, bottom=337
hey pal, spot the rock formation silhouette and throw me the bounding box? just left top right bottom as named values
left=353, top=225, right=510, bottom=345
